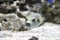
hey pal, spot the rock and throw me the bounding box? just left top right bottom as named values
left=29, top=36, right=38, bottom=40
left=0, top=13, right=22, bottom=31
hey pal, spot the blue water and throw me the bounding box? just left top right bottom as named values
left=48, top=0, right=54, bottom=3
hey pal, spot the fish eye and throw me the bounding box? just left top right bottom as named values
left=32, top=19, right=35, bottom=22
left=3, top=19, right=7, bottom=22
left=0, top=2, right=3, bottom=4
left=16, top=2, right=20, bottom=6
left=10, top=1, right=13, bottom=4
left=25, top=19, right=27, bottom=21
left=29, top=4, right=33, bottom=7
left=37, top=19, right=40, bottom=22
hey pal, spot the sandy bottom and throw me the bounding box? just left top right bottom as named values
left=0, top=22, right=60, bottom=40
